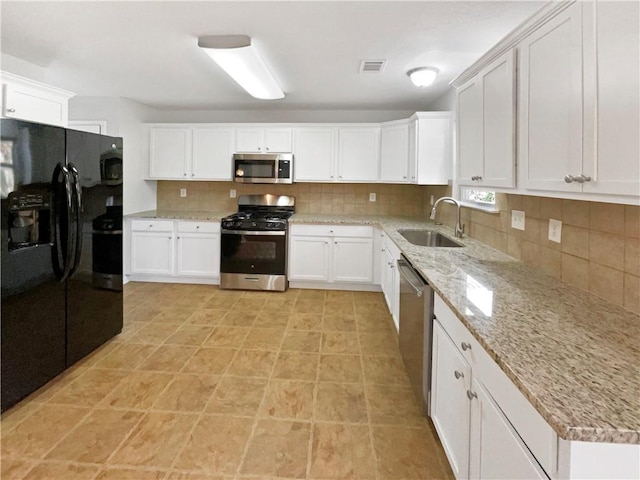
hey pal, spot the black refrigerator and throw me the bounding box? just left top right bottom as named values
left=1, top=119, right=124, bottom=411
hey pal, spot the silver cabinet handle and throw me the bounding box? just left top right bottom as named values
left=339, top=175, right=343, bottom=179
left=177, top=236, right=180, bottom=239
left=6, top=108, right=16, bottom=113
left=564, top=174, right=592, bottom=184
left=183, top=173, right=187, bottom=176
left=191, top=173, right=195, bottom=177
left=467, top=390, right=477, bottom=400
left=149, top=224, right=153, bottom=228
left=461, top=342, right=471, bottom=351
left=454, top=371, right=464, bottom=379
left=196, top=225, right=200, bottom=229
left=471, top=175, right=483, bottom=181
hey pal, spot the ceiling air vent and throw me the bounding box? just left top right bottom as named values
left=359, top=59, right=387, bottom=74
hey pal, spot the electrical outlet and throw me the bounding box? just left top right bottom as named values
left=369, top=193, right=376, bottom=202
left=511, top=210, right=525, bottom=231
left=548, top=219, right=562, bottom=243
left=179, top=188, right=187, bottom=198
left=230, top=189, right=236, bottom=198
left=430, top=195, right=435, bottom=206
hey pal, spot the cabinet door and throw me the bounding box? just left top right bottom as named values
left=431, top=321, right=472, bottom=480
left=414, top=114, right=451, bottom=185
left=457, top=79, right=484, bottom=186
left=582, top=0, right=639, bottom=196
left=337, top=128, right=380, bottom=182
left=332, top=237, right=373, bottom=283
left=288, top=236, right=331, bottom=281
left=481, top=49, right=516, bottom=188
left=236, top=128, right=264, bottom=152
left=265, top=128, right=293, bottom=152
left=519, top=3, right=583, bottom=192
left=131, top=232, right=174, bottom=275
left=293, top=127, right=336, bottom=181
left=176, top=233, right=220, bottom=277
left=469, top=380, right=547, bottom=480
left=192, top=128, right=235, bottom=180
left=380, top=123, right=409, bottom=182
left=3, top=82, right=68, bottom=127
left=149, top=128, right=190, bottom=179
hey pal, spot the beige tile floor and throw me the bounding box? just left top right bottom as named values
left=1, top=282, right=454, bottom=480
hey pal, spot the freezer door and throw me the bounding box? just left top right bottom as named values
left=1, top=119, right=67, bottom=411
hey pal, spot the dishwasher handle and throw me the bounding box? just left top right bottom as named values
left=398, top=258, right=425, bottom=297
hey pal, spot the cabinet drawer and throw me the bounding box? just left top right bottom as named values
left=131, top=219, right=173, bottom=232
left=290, top=224, right=373, bottom=238
left=177, top=221, right=220, bottom=234
left=434, top=295, right=557, bottom=476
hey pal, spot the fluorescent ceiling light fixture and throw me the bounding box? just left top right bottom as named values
left=407, top=67, right=439, bottom=88
left=198, top=35, right=284, bottom=100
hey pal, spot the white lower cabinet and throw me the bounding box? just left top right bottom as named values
left=380, top=233, right=401, bottom=330
left=289, top=224, right=374, bottom=287
left=431, top=295, right=553, bottom=480
left=129, top=219, right=220, bottom=283
left=176, top=222, right=220, bottom=278
left=469, top=379, right=547, bottom=480
left=431, top=320, right=473, bottom=480
left=130, top=220, right=175, bottom=275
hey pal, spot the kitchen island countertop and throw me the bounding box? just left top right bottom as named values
left=290, top=213, right=640, bottom=445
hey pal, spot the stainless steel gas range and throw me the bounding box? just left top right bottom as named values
left=220, top=194, right=295, bottom=291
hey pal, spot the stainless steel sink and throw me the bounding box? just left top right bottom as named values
left=398, top=229, right=463, bottom=247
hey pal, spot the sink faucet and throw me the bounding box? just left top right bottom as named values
left=430, top=197, right=465, bottom=238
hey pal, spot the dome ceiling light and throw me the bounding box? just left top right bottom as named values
left=407, top=67, right=439, bottom=88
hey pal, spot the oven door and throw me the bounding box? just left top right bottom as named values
left=220, top=230, right=287, bottom=275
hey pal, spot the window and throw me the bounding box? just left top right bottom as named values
left=460, top=187, right=497, bottom=212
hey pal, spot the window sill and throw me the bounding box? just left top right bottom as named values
left=459, top=200, right=500, bottom=214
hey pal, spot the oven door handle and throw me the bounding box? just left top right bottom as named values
left=221, top=229, right=286, bottom=236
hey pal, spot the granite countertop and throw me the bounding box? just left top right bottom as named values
left=290, top=213, right=640, bottom=445
left=126, top=210, right=233, bottom=221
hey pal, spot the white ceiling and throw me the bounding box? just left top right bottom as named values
left=0, top=1, right=545, bottom=111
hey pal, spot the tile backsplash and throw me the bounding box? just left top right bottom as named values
left=156, top=180, right=639, bottom=315
left=424, top=185, right=640, bottom=315
left=157, top=181, right=426, bottom=217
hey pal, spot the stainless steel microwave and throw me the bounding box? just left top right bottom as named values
left=233, top=153, right=293, bottom=184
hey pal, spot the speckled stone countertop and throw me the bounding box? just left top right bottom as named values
left=127, top=210, right=233, bottom=221
left=291, top=214, right=640, bottom=445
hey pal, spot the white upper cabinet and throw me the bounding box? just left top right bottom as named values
left=148, top=127, right=191, bottom=179
left=457, top=49, right=515, bottom=188
left=1, top=71, right=74, bottom=127
left=337, top=127, right=380, bottom=182
left=293, top=127, right=337, bottom=181
left=236, top=127, right=292, bottom=153
left=380, top=120, right=410, bottom=182
left=192, top=127, right=235, bottom=180
left=147, top=125, right=234, bottom=180
left=519, top=2, right=584, bottom=192
left=411, top=112, right=451, bottom=185
left=581, top=0, right=639, bottom=196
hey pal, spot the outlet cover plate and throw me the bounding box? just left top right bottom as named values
left=511, top=210, right=525, bottom=231
left=369, top=193, right=376, bottom=202
left=230, top=189, right=237, bottom=198
left=180, top=188, right=187, bottom=198
left=548, top=219, right=562, bottom=243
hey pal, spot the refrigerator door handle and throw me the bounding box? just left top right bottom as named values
left=51, top=163, right=74, bottom=281
left=67, top=163, right=83, bottom=277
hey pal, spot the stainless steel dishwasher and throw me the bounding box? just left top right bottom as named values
left=398, top=255, right=434, bottom=416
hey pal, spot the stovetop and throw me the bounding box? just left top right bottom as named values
left=221, top=210, right=293, bottom=231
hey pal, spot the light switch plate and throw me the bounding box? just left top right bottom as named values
left=230, top=189, right=237, bottom=198
left=179, top=188, right=187, bottom=198
left=511, top=210, right=525, bottom=231
left=369, top=193, right=376, bottom=202
left=548, top=219, right=562, bottom=243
